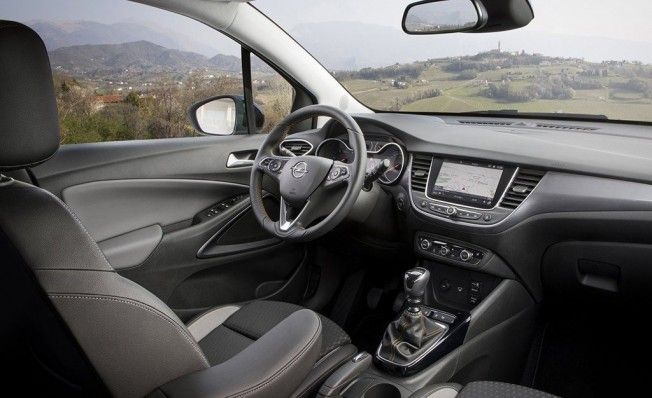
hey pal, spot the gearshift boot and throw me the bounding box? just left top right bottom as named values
left=378, top=309, right=447, bottom=364
left=377, top=267, right=448, bottom=367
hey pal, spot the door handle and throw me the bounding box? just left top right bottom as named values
left=226, top=151, right=256, bottom=168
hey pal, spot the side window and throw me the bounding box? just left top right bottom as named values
left=251, top=54, right=295, bottom=133
left=6, top=1, right=295, bottom=144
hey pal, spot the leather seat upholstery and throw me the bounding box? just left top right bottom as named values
left=0, top=21, right=354, bottom=398
left=187, top=301, right=357, bottom=397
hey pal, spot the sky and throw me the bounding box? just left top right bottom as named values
left=2, top=0, right=652, bottom=65
left=4, top=0, right=652, bottom=43
left=254, top=0, right=652, bottom=44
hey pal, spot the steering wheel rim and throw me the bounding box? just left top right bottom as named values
left=250, top=104, right=367, bottom=242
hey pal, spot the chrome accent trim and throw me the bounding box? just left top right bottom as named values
left=376, top=142, right=406, bottom=185
left=291, top=161, right=309, bottom=179
left=226, top=153, right=255, bottom=168
left=279, top=197, right=311, bottom=232
left=279, top=138, right=314, bottom=156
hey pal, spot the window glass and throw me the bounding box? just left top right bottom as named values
left=251, top=54, right=295, bottom=133
left=0, top=0, right=292, bottom=143
left=256, top=0, right=652, bottom=124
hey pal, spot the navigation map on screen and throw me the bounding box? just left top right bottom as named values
left=433, top=162, right=503, bottom=200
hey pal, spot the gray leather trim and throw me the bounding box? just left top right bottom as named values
left=0, top=21, right=60, bottom=169
left=0, top=179, right=112, bottom=271
left=97, top=224, right=163, bottom=269
left=188, top=305, right=241, bottom=341
left=0, top=180, right=210, bottom=398
left=154, top=309, right=323, bottom=398
left=50, top=293, right=208, bottom=398
left=61, top=179, right=248, bottom=242
left=410, top=383, right=463, bottom=398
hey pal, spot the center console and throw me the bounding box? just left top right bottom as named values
left=318, top=242, right=535, bottom=398
left=315, top=153, right=541, bottom=398
left=375, top=267, right=470, bottom=376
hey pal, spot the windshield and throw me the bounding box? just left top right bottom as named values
left=256, top=0, right=652, bottom=123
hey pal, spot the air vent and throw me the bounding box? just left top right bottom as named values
left=500, top=169, right=546, bottom=209
left=411, top=154, right=432, bottom=192
left=280, top=140, right=313, bottom=156
left=535, top=123, right=598, bottom=132
left=459, top=120, right=514, bottom=127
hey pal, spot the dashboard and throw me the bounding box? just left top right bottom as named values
left=279, top=112, right=652, bottom=303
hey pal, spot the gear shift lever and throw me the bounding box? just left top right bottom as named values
left=377, top=267, right=446, bottom=367
left=404, top=267, right=430, bottom=314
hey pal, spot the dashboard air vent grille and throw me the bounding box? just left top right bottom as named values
left=535, top=123, right=598, bottom=132
left=500, top=169, right=546, bottom=209
left=411, top=154, right=432, bottom=192
left=459, top=120, right=514, bottom=127
left=280, top=140, right=312, bottom=156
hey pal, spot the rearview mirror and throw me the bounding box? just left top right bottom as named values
left=403, top=0, right=486, bottom=35
left=189, top=95, right=265, bottom=135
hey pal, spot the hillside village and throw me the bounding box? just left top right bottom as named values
left=50, top=39, right=652, bottom=144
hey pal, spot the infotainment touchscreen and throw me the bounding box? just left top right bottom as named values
left=429, top=159, right=506, bottom=207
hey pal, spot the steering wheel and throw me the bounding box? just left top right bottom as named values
left=250, top=105, right=367, bottom=242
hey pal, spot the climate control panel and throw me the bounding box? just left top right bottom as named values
left=412, top=192, right=512, bottom=225
left=416, top=233, right=488, bottom=267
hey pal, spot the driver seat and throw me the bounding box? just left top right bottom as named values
left=0, top=21, right=355, bottom=397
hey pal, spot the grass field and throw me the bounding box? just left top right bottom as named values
left=341, top=60, right=652, bottom=122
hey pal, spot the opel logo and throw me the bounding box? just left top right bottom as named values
left=291, top=161, right=309, bottom=179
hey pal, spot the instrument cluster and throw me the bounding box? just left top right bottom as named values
left=316, top=137, right=406, bottom=185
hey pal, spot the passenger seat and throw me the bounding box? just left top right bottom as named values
left=410, top=381, right=558, bottom=398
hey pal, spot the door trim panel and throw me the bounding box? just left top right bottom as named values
left=62, top=179, right=249, bottom=242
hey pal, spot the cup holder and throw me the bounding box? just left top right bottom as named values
left=363, top=383, right=402, bottom=398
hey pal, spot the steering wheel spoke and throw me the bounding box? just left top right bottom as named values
left=323, top=161, right=351, bottom=189
left=278, top=197, right=313, bottom=232
left=256, top=155, right=290, bottom=181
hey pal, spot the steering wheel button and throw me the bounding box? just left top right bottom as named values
left=268, top=160, right=282, bottom=172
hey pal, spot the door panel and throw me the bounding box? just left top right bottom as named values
left=31, top=135, right=306, bottom=320
left=32, top=135, right=266, bottom=196
left=97, top=224, right=163, bottom=269
left=61, top=178, right=248, bottom=242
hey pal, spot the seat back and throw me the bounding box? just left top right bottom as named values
left=0, top=21, right=209, bottom=398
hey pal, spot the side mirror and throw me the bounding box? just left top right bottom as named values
left=403, top=0, right=487, bottom=35
left=189, top=95, right=265, bottom=135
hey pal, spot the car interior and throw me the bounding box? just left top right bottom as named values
left=1, top=0, right=652, bottom=397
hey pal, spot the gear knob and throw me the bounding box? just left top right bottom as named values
left=404, top=267, right=430, bottom=313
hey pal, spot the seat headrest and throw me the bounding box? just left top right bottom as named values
left=0, top=21, right=60, bottom=170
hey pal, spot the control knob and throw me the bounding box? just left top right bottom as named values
left=459, top=249, right=472, bottom=262
left=446, top=207, right=458, bottom=218
left=439, top=246, right=450, bottom=256
left=419, top=239, right=432, bottom=251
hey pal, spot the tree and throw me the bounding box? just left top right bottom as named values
left=123, top=91, right=140, bottom=107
